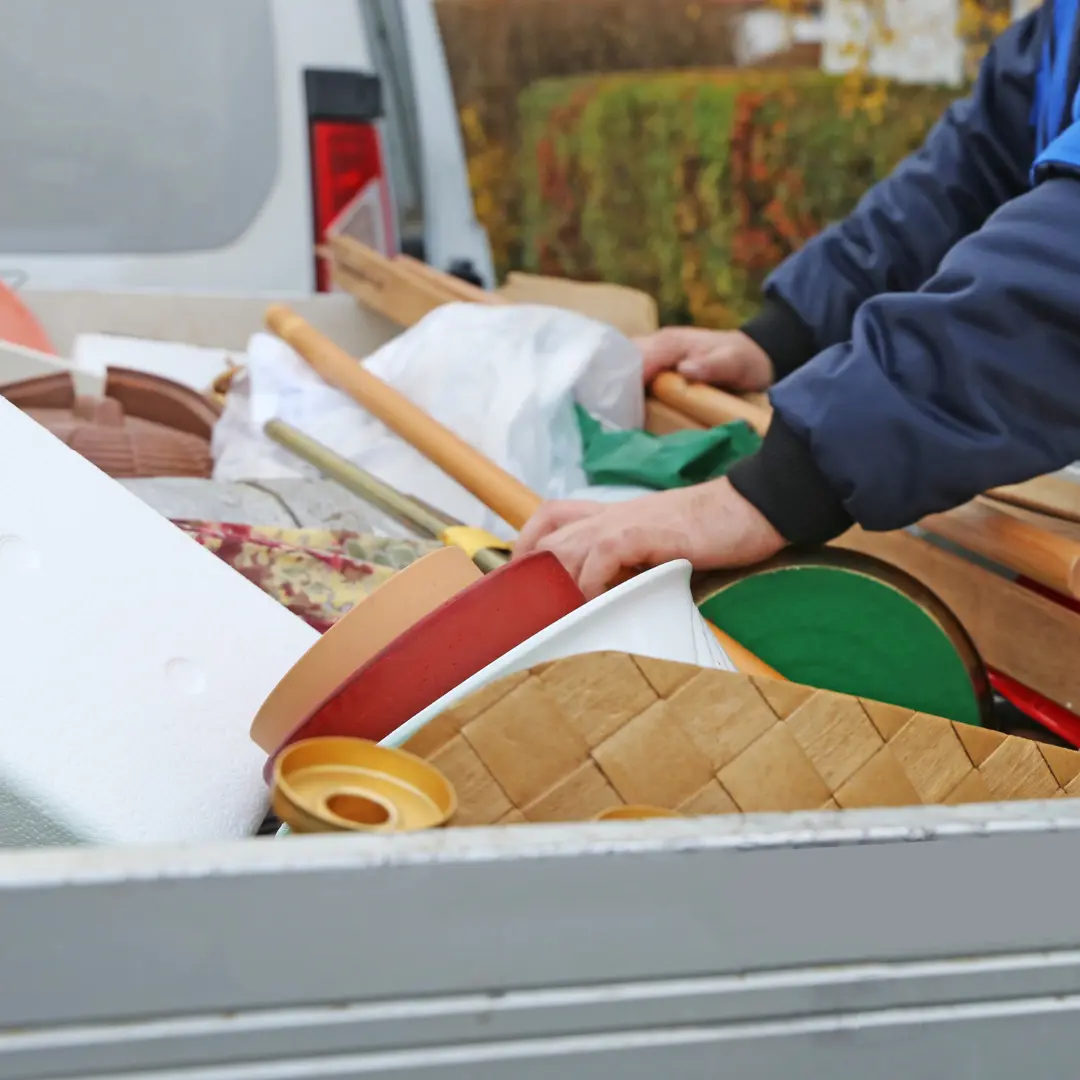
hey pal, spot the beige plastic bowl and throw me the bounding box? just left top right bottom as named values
left=272, top=737, right=456, bottom=834
left=250, top=546, right=482, bottom=753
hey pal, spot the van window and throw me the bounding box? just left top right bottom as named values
left=0, top=0, right=278, bottom=255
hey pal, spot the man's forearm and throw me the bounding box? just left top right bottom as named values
left=739, top=10, right=1039, bottom=377
left=728, top=176, right=1080, bottom=544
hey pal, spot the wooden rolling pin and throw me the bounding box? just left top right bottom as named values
left=265, top=305, right=783, bottom=681
left=921, top=498, right=1080, bottom=599
left=650, top=371, right=771, bottom=435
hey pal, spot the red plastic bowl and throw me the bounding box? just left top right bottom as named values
left=265, top=551, right=584, bottom=776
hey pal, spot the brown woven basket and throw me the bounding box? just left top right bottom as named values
left=402, top=652, right=1079, bottom=827
left=1, top=369, right=219, bottom=478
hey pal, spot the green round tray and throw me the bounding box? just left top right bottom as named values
left=695, top=550, right=991, bottom=728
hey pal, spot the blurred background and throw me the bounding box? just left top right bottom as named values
left=0, top=0, right=1032, bottom=327
left=435, top=0, right=1021, bottom=327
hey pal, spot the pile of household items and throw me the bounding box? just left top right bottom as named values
left=2, top=241, right=1080, bottom=847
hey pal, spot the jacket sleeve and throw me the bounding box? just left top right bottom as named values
left=727, top=172, right=1080, bottom=544
left=739, top=9, right=1045, bottom=381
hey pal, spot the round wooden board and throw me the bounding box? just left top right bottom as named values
left=694, top=549, right=992, bottom=728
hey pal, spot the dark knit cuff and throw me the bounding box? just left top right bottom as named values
left=740, top=296, right=818, bottom=381
left=727, top=412, right=853, bottom=546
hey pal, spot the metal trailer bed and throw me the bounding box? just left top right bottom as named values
left=1, top=801, right=1078, bottom=1079
left=3, top=290, right=1077, bottom=1077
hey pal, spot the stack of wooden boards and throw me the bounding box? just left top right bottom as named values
left=321, top=237, right=1080, bottom=741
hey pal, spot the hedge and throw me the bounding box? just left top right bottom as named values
left=434, top=0, right=752, bottom=274
left=518, top=70, right=960, bottom=327
left=436, top=0, right=749, bottom=148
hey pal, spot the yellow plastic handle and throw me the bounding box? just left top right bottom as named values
left=440, top=525, right=513, bottom=559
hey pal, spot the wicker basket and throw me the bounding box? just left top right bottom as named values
left=401, top=652, right=1079, bottom=826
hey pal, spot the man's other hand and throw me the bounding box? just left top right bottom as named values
left=636, top=327, right=774, bottom=391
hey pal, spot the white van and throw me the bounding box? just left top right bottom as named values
left=0, top=0, right=493, bottom=294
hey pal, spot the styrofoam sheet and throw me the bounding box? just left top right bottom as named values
left=72, top=333, right=242, bottom=393
left=0, top=340, right=103, bottom=397
left=0, top=396, right=319, bottom=845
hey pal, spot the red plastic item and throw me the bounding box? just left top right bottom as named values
left=994, top=577, right=1080, bottom=745
left=310, top=120, right=395, bottom=292
left=988, top=668, right=1080, bottom=748
left=0, top=282, right=55, bottom=353
left=265, top=551, right=585, bottom=775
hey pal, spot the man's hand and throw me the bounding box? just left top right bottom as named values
left=636, top=327, right=774, bottom=391
left=513, top=478, right=786, bottom=599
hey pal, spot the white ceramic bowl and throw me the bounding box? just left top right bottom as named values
left=382, top=560, right=733, bottom=749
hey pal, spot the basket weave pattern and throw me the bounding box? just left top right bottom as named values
left=401, top=653, right=1080, bottom=826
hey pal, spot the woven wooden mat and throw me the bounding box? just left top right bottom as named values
left=401, top=652, right=1080, bottom=826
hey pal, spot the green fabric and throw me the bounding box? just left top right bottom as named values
left=576, top=405, right=761, bottom=490
left=697, top=566, right=984, bottom=727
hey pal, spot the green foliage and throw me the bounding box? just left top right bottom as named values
left=518, top=70, right=959, bottom=327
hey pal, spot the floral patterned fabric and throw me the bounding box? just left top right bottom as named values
left=175, top=521, right=439, bottom=632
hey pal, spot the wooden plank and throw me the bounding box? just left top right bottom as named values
left=833, top=527, right=1080, bottom=712
left=988, top=474, right=1080, bottom=525
left=981, top=498, right=1080, bottom=541
left=921, top=498, right=1080, bottom=599
left=644, top=398, right=703, bottom=435
left=328, top=238, right=450, bottom=327
left=394, top=254, right=505, bottom=306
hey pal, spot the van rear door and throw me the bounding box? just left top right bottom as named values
left=0, top=0, right=400, bottom=293
left=0, top=0, right=491, bottom=294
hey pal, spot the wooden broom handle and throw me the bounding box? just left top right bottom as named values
left=987, top=474, right=1080, bottom=525
left=265, top=306, right=782, bottom=681
left=709, top=626, right=785, bottom=680
left=266, top=305, right=541, bottom=530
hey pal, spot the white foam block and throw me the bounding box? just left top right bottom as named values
left=0, top=397, right=319, bottom=846
left=72, top=333, right=240, bottom=394
left=0, top=341, right=104, bottom=398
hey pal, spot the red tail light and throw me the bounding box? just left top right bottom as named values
left=306, top=71, right=397, bottom=292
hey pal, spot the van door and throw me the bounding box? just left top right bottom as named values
left=0, top=0, right=400, bottom=294
left=361, top=0, right=495, bottom=287
left=0, top=0, right=491, bottom=294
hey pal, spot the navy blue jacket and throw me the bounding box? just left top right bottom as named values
left=727, top=1, right=1080, bottom=545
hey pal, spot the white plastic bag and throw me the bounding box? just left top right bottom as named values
left=213, top=303, right=647, bottom=538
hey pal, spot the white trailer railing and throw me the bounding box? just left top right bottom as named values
left=1, top=801, right=1077, bottom=1078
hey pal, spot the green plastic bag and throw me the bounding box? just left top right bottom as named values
left=575, top=405, right=761, bottom=491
